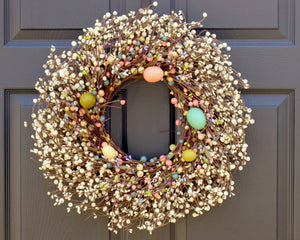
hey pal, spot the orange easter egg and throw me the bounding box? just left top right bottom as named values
left=143, top=66, right=164, bottom=83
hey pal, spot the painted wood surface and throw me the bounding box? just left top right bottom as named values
left=0, top=0, right=298, bottom=239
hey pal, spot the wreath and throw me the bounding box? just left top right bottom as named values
left=29, top=2, right=254, bottom=234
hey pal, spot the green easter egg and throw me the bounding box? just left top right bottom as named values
left=187, top=108, right=206, bottom=130
left=80, top=92, right=96, bottom=109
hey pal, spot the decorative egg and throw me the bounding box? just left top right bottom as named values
left=140, top=156, right=147, bottom=162
left=102, top=145, right=117, bottom=159
left=79, top=92, right=96, bottom=109
left=187, top=108, right=207, bottom=130
left=137, top=171, right=144, bottom=177
left=172, top=173, right=179, bottom=179
left=198, top=133, right=206, bottom=140
left=136, top=164, right=143, bottom=171
left=120, top=100, right=126, bottom=105
left=182, top=149, right=197, bottom=162
left=107, top=162, right=112, bottom=168
left=169, top=144, right=176, bottom=151
left=143, top=66, right=164, bottom=83
left=159, top=155, right=166, bottom=162
left=166, top=160, right=173, bottom=166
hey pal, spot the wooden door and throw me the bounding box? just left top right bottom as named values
left=0, top=0, right=298, bottom=239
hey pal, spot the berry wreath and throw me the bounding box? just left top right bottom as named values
left=29, top=2, right=254, bottom=234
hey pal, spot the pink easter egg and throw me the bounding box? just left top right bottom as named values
left=193, top=100, right=199, bottom=106
left=170, top=68, right=176, bottom=74
left=171, top=98, right=178, bottom=105
left=159, top=155, right=167, bottom=162
left=79, top=109, right=85, bottom=116
left=143, top=66, right=164, bottom=83
left=175, top=120, right=182, bottom=126
left=98, top=90, right=105, bottom=96
left=118, top=159, right=123, bottom=165
left=147, top=57, right=154, bottom=62
left=166, top=160, right=173, bottom=166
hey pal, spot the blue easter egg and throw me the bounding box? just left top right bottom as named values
left=172, top=173, right=179, bottom=179
left=107, top=163, right=112, bottom=168
left=140, top=156, right=147, bottom=162
left=187, top=108, right=206, bottom=130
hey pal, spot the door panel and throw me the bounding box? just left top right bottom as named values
left=8, top=92, right=110, bottom=240
left=126, top=80, right=170, bottom=158
left=1, top=0, right=299, bottom=240
left=185, top=92, right=294, bottom=240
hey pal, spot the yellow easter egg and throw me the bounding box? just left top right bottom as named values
left=80, top=92, right=96, bottom=109
left=136, top=164, right=143, bottom=171
left=137, top=171, right=144, bottom=178
left=169, top=144, right=176, bottom=151
left=102, top=145, right=117, bottom=159
left=182, top=149, right=197, bottom=162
